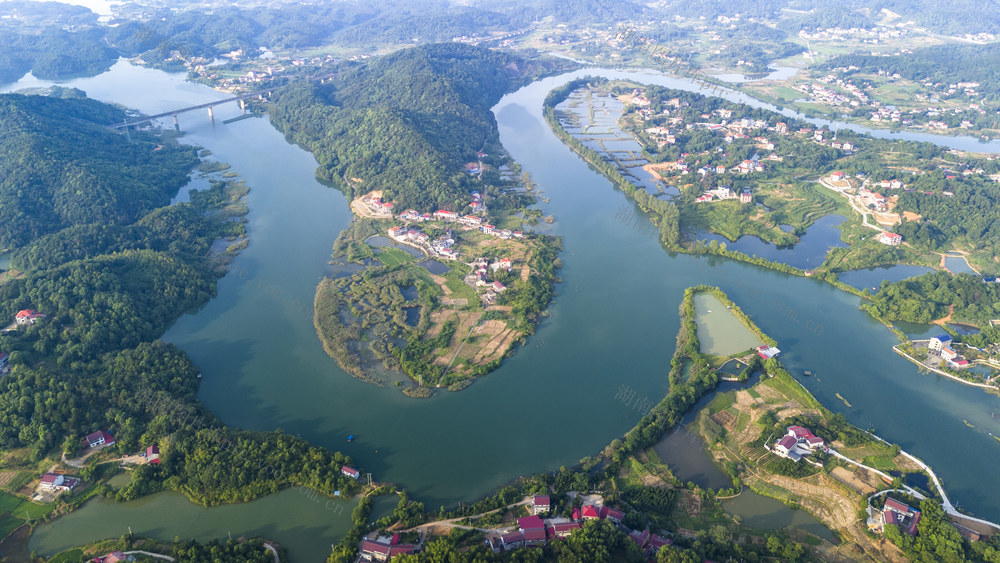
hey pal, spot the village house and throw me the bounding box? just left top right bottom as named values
left=341, top=466, right=360, bottom=479
left=84, top=430, right=115, bottom=449
left=399, top=209, right=425, bottom=222
left=579, top=504, right=624, bottom=523
left=500, top=531, right=524, bottom=550
left=532, top=495, right=550, bottom=514
left=928, top=334, right=952, bottom=352
left=740, top=189, right=753, bottom=204
left=369, top=197, right=394, bottom=216
left=518, top=515, right=546, bottom=546
left=491, top=258, right=513, bottom=272
left=756, top=345, right=780, bottom=359
left=40, top=473, right=80, bottom=492
left=878, top=232, right=902, bottom=246
left=15, top=309, right=45, bottom=326
left=870, top=498, right=921, bottom=537
left=548, top=522, right=581, bottom=538
left=459, top=215, right=483, bottom=227
left=433, top=210, right=459, bottom=221
left=360, top=534, right=418, bottom=561
left=772, top=425, right=825, bottom=462
left=629, top=528, right=672, bottom=556
left=145, top=445, right=160, bottom=464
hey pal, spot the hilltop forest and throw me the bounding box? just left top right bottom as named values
left=0, top=93, right=361, bottom=505
left=268, top=43, right=571, bottom=211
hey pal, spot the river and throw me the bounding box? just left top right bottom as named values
left=5, top=62, right=1000, bottom=557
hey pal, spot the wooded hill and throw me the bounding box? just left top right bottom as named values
left=268, top=43, right=571, bottom=211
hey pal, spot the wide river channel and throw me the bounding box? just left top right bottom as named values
left=5, top=62, right=1000, bottom=560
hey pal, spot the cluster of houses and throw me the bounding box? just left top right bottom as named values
left=387, top=226, right=459, bottom=260
left=487, top=495, right=672, bottom=559
left=366, top=195, right=395, bottom=216
left=491, top=496, right=629, bottom=552
left=929, top=334, right=971, bottom=369
left=359, top=533, right=417, bottom=561
left=465, top=257, right=510, bottom=305
left=695, top=186, right=753, bottom=204
left=772, top=425, right=827, bottom=462
left=628, top=89, right=873, bottom=183
left=856, top=187, right=890, bottom=212
left=868, top=497, right=922, bottom=537
left=794, top=76, right=870, bottom=108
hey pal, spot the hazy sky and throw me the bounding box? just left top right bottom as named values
left=6, top=0, right=114, bottom=16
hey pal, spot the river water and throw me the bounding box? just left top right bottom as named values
left=6, top=62, right=1000, bottom=557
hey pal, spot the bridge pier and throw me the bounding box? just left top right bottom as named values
left=239, top=99, right=247, bottom=115
left=207, top=106, right=214, bottom=124
left=173, top=115, right=179, bottom=131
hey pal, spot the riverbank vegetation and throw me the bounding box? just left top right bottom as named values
left=0, top=93, right=365, bottom=547
left=46, top=534, right=284, bottom=563
left=329, top=287, right=932, bottom=561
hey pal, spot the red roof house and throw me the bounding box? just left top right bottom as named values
left=15, top=309, right=45, bottom=325
left=581, top=504, right=601, bottom=520
left=532, top=494, right=550, bottom=514
left=518, top=515, right=544, bottom=531
left=146, top=445, right=160, bottom=464
left=84, top=430, right=115, bottom=449
left=341, top=466, right=360, bottom=479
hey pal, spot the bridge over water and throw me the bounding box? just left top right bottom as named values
left=110, top=88, right=272, bottom=129
left=110, top=72, right=337, bottom=129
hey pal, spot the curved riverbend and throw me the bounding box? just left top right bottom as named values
left=6, top=62, right=1000, bottom=549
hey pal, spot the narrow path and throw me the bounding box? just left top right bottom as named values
left=403, top=498, right=531, bottom=533
left=264, top=543, right=280, bottom=563
left=442, top=325, right=476, bottom=375
left=124, top=550, right=175, bottom=561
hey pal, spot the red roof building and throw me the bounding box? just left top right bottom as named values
left=548, top=522, right=580, bottom=538
left=146, top=445, right=160, bottom=464
left=522, top=527, right=546, bottom=544
left=518, top=515, right=544, bottom=531
left=84, top=430, right=115, bottom=449
left=601, top=506, right=625, bottom=522
left=532, top=495, right=550, bottom=515
left=341, top=466, right=360, bottom=479
left=581, top=504, right=601, bottom=520
left=15, top=309, right=45, bottom=325
left=501, top=531, right=524, bottom=550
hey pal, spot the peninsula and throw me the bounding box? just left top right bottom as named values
left=267, top=44, right=570, bottom=395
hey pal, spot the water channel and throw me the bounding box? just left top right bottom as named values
left=6, top=62, right=1000, bottom=557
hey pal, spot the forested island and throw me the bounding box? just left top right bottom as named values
left=268, top=43, right=570, bottom=395
left=0, top=91, right=363, bottom=553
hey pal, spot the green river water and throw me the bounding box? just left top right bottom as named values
left=5, top=63, right=1000, bottom=560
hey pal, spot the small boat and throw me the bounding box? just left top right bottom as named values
left=347, top=435, right=354, bottom=442
left=803, top=370, right=813, bottom=376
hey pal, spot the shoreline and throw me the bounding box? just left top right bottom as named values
left=892, top=345, right=996, bottom=390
